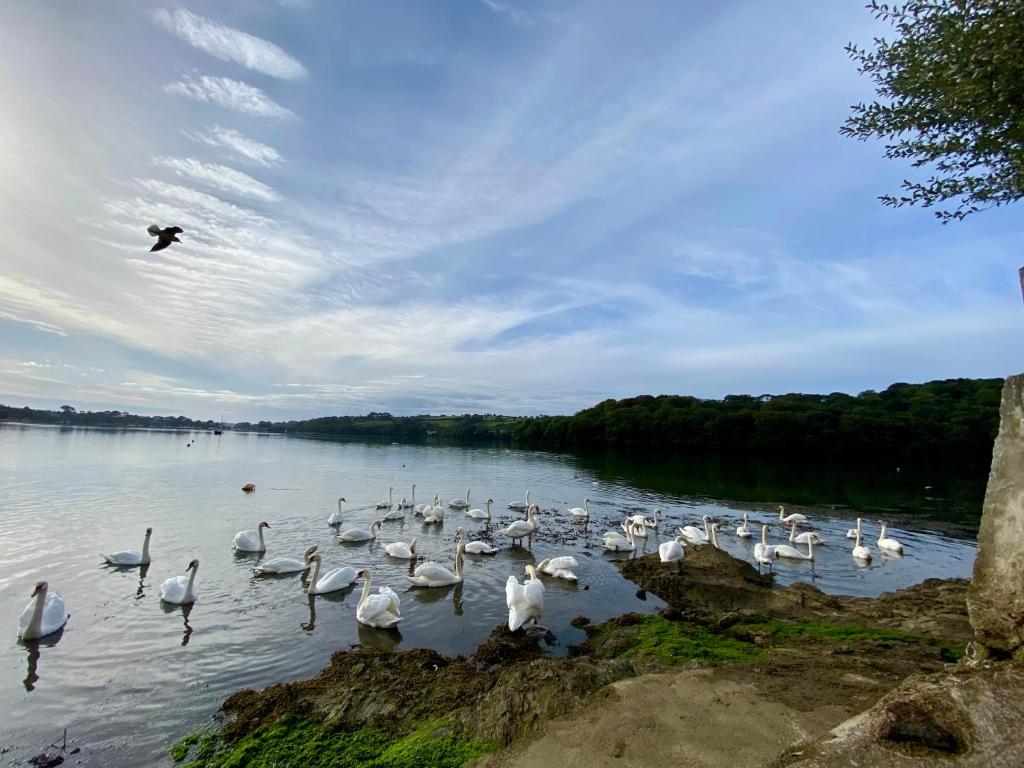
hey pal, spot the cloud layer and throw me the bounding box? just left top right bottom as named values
left=152, top=8, right=306, bottom=80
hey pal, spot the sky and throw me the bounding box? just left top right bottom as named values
left=0, top=1, right=1021, bottom=421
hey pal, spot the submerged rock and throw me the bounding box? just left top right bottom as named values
left=968, top=374, right=1024, bottom=660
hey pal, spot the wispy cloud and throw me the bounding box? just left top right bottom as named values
left=151, top=8, right=306, bottom=80
left=153, top=156, right=280, bottom=202
left=164, top=74, right=294, bottom=118
left=480, top=0, right=535, bottom=26
left=186, top=125, right=283, bottom=167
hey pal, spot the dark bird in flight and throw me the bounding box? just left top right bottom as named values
left=148, top=225, right=183, bottom=252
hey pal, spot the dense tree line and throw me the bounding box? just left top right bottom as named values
left=510, top=379, right=1002, bottom=466
left=3, top=378, right=1002, bottom=466
left=0, top=403, right=218, bottom=430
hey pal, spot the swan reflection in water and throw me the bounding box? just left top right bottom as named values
left=22, top=629, right=65, bottom=692
left=161, top=601, right=194, bottom=646
left=357, top=621, right=402, bottom=649
left=135, top=563, right=151, bottom=599
left=303, top=584, right=358, bottom=633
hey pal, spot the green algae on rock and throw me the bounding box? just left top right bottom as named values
left=171, top=716, right=496, bottom=768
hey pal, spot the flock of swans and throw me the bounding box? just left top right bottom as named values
left=17, top=486, right=908, bottom=643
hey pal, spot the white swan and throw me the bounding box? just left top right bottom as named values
left=603, top=525, right=636, bottom=552
left=423, top=503, right=444, bottom=523
left=569, top=498, right=591, bottom=519
left=852, top=529, right=873, bottom=562
left=736, top=513, right=752, bottom=538
left=18, top=582, right=69, bottom=640
left=773, top=535, right=814, bottom=561
left=500, top=504, right=538, bottom=545
left=160, top=559, right=199, bottom=604
left=415, top=494, right=439, bottom=516
left=101, top=527, right=153, bottom=566
left=382, top=504, right=405, bottom=521
left=876, top=520, right=904, bottom=555
left=448, top=490, right=470, bottom=509
left=845, top=516, right=863, bottom=539
left=254, top=545, right=317, bottom=575
left=454, top=527, right=498, bottom=554
left=679, top=516, right=711, bottom=545
left=778, top=505, right=808, bottom=525
left=339, top=520, right=382, bottom=542
left=621, top=517, right=650, bottom=539
left=627, top=508, right=661, bottom=529
left=398, top=485, right=415, bottom=509
left=384, top=538, right=416, bottom=559
left=789, top=522, right=825, bottom=546
left=708, top=522, right=722, bottom=549
left=306, top=554, right=359, bottom=594
left=754, top=524, right=775, bottom=572
left=375, top=486, right=394, bottom=510
left=328, top=497, right=346, bottom=526
left=355, top=570, right=402, bottom=628
left=234, top=521, right=271, bottom=552
left=409, top=538, right=464, bottom=587
left=508, top=489, right=532, bottom=511
left=466, top=498, right=493, bottom=519
left=536, top=555, right=579, bottom=580
left=506, top=565, right=544, bottom=631
left=659, top=535, right=686, bottom=563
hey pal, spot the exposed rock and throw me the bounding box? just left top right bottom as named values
left=619, top=549, right=972, bottom=643
left=775, top=667, right=1024, bottom=767
left=968, top=374, right=1024, bottom=659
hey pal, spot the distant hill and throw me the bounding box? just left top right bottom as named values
left=0, top=404, right=218, bottom=431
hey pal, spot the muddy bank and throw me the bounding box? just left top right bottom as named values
left=171, top=548, right=973, bottom=767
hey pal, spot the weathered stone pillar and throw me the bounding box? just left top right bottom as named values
left=967, top=374, right=1024, bottom=660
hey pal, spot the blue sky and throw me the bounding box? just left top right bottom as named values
left=0, top=1, right=1020, bottom=421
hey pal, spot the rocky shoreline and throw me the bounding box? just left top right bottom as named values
left=170, top=545, right=995, bottom=768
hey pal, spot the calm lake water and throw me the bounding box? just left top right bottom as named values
left=0, top=425, right=979, bottom=766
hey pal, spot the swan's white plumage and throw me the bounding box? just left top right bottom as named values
left=328, top=497, right=346, bottom=525
left=160, top=561, right=199, bottom=604
left=254, top=545, right=317, bottom=575
left=385, top=539, right=416, bottom=559
left=409, top=540, right=464, bottom=586
left=537, top=555, right=579, bottom=580
left=506, top=566, right=544, bottom=631
left=306, top=555, right=359, bottom=594
left=356, top=571, right=402, bottom=628
left=18, top=584, right=69, bottom=640
left=876, top=521, right=904, bottom=555
left=339, top=520, right=381, bottom=542
left=659, top=536, right=685, bottom=563
left=234, top=522, right=270, bottom=552
left=101, top=527, right=152, bottom=566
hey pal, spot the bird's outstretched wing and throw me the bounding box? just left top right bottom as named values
left=147, top=224, right=162, bottom=237
left=167, top=226, right=183, bottom=235
left=150, top=239, right=170, bottom=252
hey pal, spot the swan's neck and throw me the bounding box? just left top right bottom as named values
left=338, top=498, right=343, bottom=512
left=389, top=488, right=393, bottom=503
left=584, top=499, right=589, bottom=512
left=879, top=523, right=887, bottom=540
left=358, top=572, right=372, bottom=607
left=761, top=526, right=768, bottom=546
left=486, top=500, right=492, bottom=514
left=854, top=530, right=862, bottom=548
left=526, top=490, right=531, bottom=506
left=185, top=566, right=198, bottom=597
left=28, top=588, right=47, bottom=637
left=856, top=517, right=862, bottom=534
left=466, top=490, right=470, bottom=502
left=308, top=559, right=321, bottom=593
left=709, top=526, right=718, bottom=548
left=807, top=538, right=814, bottom=558
left=411, top=486, right=415, bottom=503
left=258, top=527, right=265, bottom=549
left=141, top=534, right=151, bottom=561
left=789, top=525, right=797, bottom=542
left=703, top=519, right=710, bottom=538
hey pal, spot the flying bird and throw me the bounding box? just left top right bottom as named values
left=147, top=225, right=183, bottom=252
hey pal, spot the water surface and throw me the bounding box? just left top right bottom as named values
left=0, top=425, right=977, bottom=766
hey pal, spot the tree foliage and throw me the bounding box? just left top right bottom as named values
left=842, top=0, right=1024, bottom=221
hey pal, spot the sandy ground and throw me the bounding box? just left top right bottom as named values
left=478, top=666, right=854, bottom=768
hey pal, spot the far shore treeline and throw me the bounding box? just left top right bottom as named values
left=2, top=378, right=1002, bottom=467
